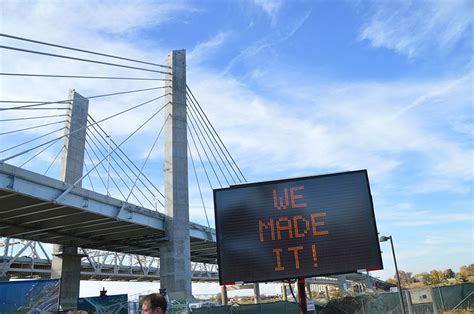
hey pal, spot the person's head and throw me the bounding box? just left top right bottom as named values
left=141, top=293, right=167, bottom=314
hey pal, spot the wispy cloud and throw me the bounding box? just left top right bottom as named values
left=224, top=9, right=311, bottom=73
left=359, top=0, right=474, bottom=58
left=188, top=67, right=473, bottom=196
left=188, top=32, right=230, bottom=65
left=378, top=204, right=472, bottom=227
left=253, top=0, right=284, bottom=23
left=1, top=0, right=194, bottom=40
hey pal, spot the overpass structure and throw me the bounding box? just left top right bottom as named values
left=0, top=162, right=216, bottom=262
left=0, top=242, right=219, bottom=282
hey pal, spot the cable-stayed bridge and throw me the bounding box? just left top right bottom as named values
left=0, top=34, right=379, bottom=310
left=0, top=33, right=245, bottom=309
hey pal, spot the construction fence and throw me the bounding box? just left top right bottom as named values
left=190, top=283, right=473, bottom=314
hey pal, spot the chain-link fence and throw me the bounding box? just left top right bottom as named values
left=190, top=283, right=473, bottom=314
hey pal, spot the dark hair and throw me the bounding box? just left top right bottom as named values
left=142, top=293, right=167, bottom=312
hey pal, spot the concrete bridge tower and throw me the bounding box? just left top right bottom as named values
left=51, top=90, right=89, bottom=311
left=160, top=50, right=193, bottom=300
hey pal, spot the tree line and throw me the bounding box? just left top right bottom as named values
left=386, top=264, right=474, bottom=288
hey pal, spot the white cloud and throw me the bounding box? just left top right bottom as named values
left=377, top=201, right=473, bottom=229
left=253, top=0, right=284, bottom=22
left=360, top=0, right=474, bottom=57
left=188, top=32, right=230, bottom=65
left=188, top=67, right=473, bottom=198
left=0, top=0, right=193, bottom=38
left=224, top=9, right=311, bottom=73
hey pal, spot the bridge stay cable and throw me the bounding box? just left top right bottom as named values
left=84, top=135, right=141, bottom=207
left=186, top=95, right=237, bottom=185
left=187, top=92, right=242, bottom=184
left=86, top=124, right=160, bottom=208
left=84, top=139, right=110, bottom=191
left=0, top=119, right=67, bottom=136
left=0, top=45, right=171, bottom=75
left=0, top=113, right=69, bottom=122
left=0, top=73, right=171, bottom=81
left=86, top=122, right=163, bottom=209
left=122, top=114, right=169, bottom=208
left=85, top=121, right=163, bottom=209
left=0, top=85, right=165, bottom=111
left=0, top=93, right=169, bottom=162
left=0, top=125, right=66, bottom=155
left=44, top=144, right=65, bottom=176
left=186, top=85, right=247, bottom=183
left=0, top=33, right=170, bottom=69
left=87, top=115, right=165, bottom=205
left=186, top=105, right=230, bottom=186
left=186, top=112, right=222, bottom=188
left=20, top=133, right=65, bottom=169
left=187, top=142, right=211, bottom=230
left=187, top=124, right=215, bottom=191
left=82, top=157, right=96, bottom=192
left=1, top=106, right=68, bottom=110
left=55, top=101, right=169, bottom=203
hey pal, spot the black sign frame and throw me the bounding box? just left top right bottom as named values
left=213, top=170, right=383, bottom=285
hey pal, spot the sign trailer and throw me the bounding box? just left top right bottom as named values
left=213, top=170, right=383, bottom=286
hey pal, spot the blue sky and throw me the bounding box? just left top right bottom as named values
left=0, top=0, right=472, bottom=297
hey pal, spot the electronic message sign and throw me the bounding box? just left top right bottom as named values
left=213, top=170, right=382, bottom=285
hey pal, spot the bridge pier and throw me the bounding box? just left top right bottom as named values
left=253, top=283, right=261, bottom=304
left=51, top=90, right=88, bottom=311
left=160, top=50, right=193, bottom=301
left=338, top=274, right=348, bottom=294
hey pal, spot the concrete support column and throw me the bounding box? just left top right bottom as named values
left=366, top=271, right=372, bottom=290
left=405, top=290, right=414, bottom=314
left=306, top=282, right=312, bottom=299
left=338, top=275, right=348, bottom=294
left=282, top=284, right=287, bottom=301
left=253, top=283, right=261, bottom=304
left=51, top=90, right=89, bottom=311
left=220, top=285, right=228, bottom=305
left=160, top=50, right=192, bottom=301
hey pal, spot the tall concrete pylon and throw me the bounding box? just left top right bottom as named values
left=160, top=50, right=193, bottom=300
left=51, top=90, right=89, bottom=311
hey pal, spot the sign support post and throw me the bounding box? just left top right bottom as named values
left=298, top=277, right=307, bottom=314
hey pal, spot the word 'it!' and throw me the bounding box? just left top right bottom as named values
left=273, top=244, right=319, bottom=271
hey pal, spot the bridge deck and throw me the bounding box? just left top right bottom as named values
left=0, top=163, right=216, bottom=263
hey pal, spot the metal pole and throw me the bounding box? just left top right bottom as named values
left=220, top=285, right=228, bottom=305
left=389, top=236, right=405, bottom=314
left=298, top=278, right=307, bottom=314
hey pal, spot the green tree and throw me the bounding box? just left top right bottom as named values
left=456, top=264, right=473, bottom=282
left=461, top=264, right=474, bottom=276
left=398, top=270, right=414, bottom=286
left=413, top=272, right=427, bottom=283
left=428, top=269, right=447, bottom=285
left=419, top=272, right=432, bottom=285
left=444, top=268, right=455, bottom=279
left=386, top=278, right=397, bottom=285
